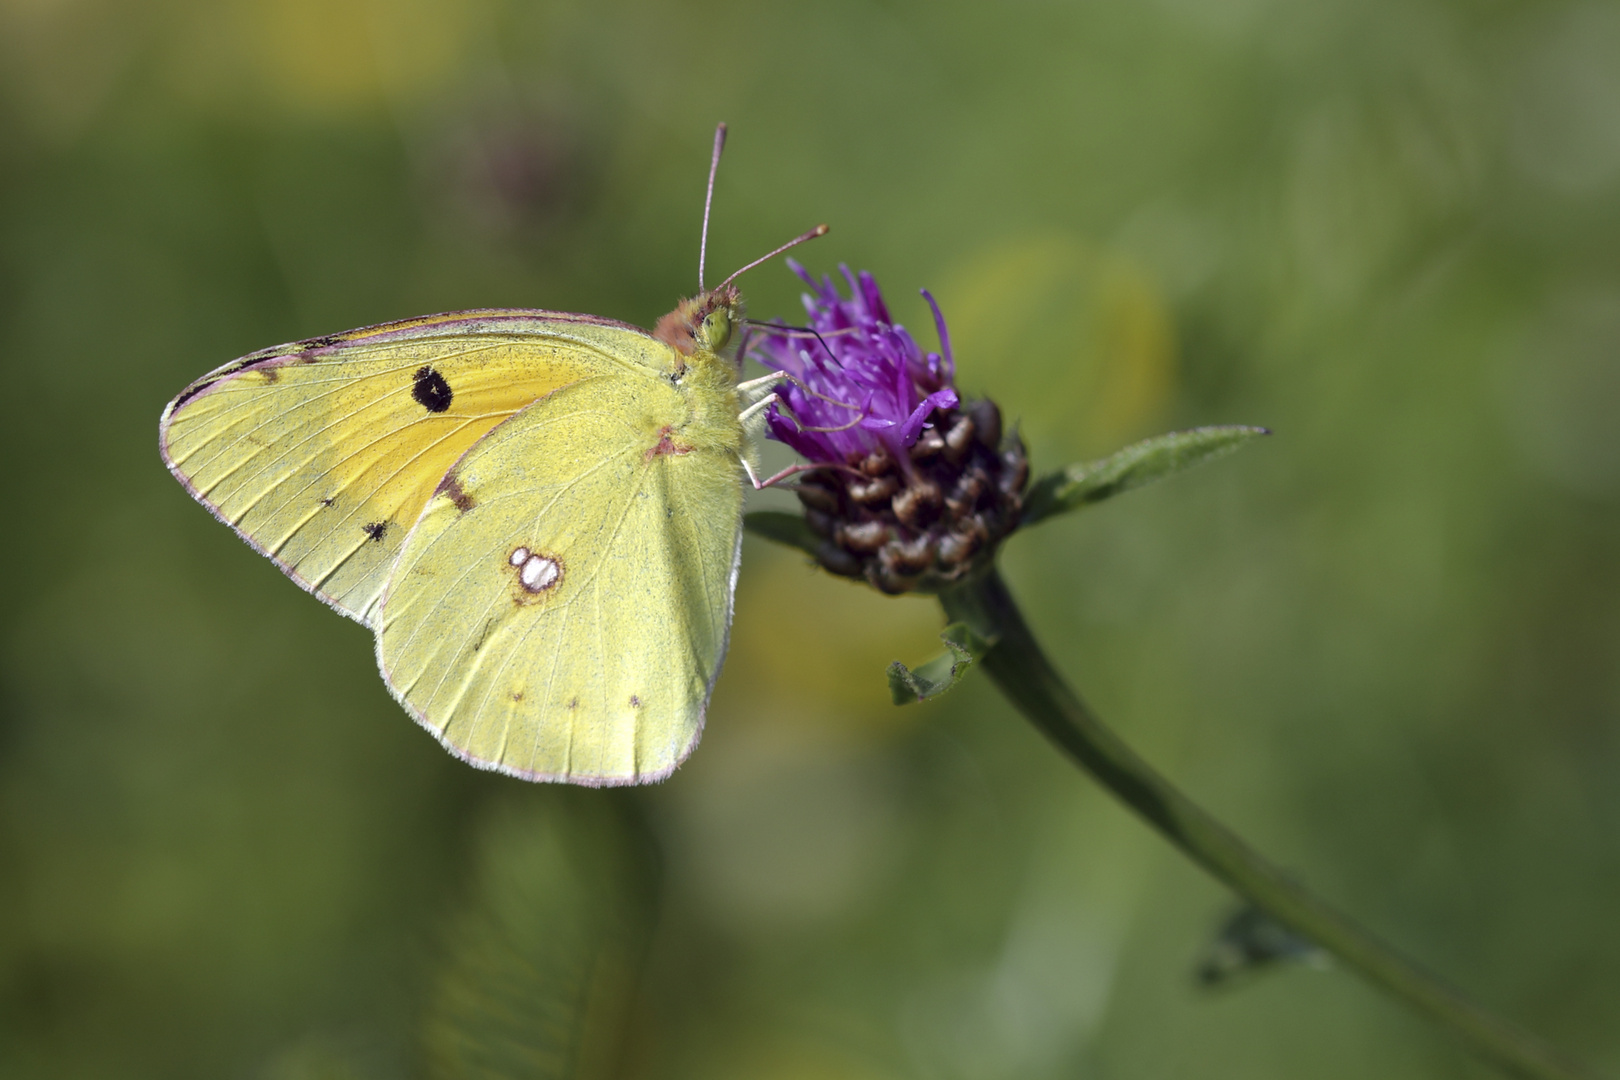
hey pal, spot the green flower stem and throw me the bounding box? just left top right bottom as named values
left=938, top=566, right=1604, bottom=1080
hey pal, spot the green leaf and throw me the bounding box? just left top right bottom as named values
left=889, top=622, right=998, bottom=705
left=420, top=793, right=656, bottom=1080
left=1021, top=425, right=1270, bottom=526
left=743, top=510, right=822, bottom=558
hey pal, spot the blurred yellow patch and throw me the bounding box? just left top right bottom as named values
left=943, top=235, right=1178, bottom=459
left=230, top=0, right=487, bottom=113
left=723, top=543, right=945, bottom=737
left=0, top=0, right=492, bottom=132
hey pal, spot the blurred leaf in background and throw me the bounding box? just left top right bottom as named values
left=1, top=0, right=1618, bottom=1077
left=422, top=792, right=656, bottom=1080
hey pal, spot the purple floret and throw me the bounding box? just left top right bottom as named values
left=753, top=262, right=959, bottom=464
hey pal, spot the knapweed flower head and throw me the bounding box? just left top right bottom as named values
left=754, top=262, right=1028, bottom=594
left=760, top=261, right=959, bottom=462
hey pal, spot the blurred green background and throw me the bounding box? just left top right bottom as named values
left=3, top=0, right=1619, bottom=1076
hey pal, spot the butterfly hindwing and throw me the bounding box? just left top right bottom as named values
left=159, top=310, right=670, bottom=625
left=376, top=369, right=745, bottom=785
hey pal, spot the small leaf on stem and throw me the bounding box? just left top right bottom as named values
left=1021, top=425, right=1270, bottom=526
left=1195, top=903, right=1329, bottom=989
left=888, top=622, right=997, bottom=705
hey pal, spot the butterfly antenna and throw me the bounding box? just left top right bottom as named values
left=717, top=224, right=830, bottom=291
left=698, top=122, right=727, bottom=291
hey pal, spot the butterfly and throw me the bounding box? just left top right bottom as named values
left=159, top=125, right=826, bottom=786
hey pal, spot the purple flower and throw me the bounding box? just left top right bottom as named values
left=750, top=264, right=1029, bottom=594
left=753, top=261, right=959, bottom=464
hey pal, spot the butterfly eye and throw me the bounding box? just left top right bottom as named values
left=701, top=309, right=732, bottom=352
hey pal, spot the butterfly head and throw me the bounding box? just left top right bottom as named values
left=657, top=123, right=827, bottom=370
left=654, top=283, right=744, bottom=361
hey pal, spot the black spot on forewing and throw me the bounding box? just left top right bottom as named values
left=320, top=497, right=336, bottom=507
left=362, top=521, right=388, bottom=542
left=629, top=695, right=642, bottom=708
left=412, top=365, right=453, bottom=413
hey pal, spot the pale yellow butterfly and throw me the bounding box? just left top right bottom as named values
left=160, top=125, right=826, bottom=785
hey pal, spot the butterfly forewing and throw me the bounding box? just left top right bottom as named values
left=376, top=372, right=744, bottom=785
left=159, top=311, right=667, bottom=625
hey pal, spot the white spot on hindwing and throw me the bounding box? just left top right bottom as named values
left=506, top=545, right=563, bottom=601
left=518, top=553, right=560, bottom=592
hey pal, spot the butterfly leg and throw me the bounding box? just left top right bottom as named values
left=735, top=371, right=789, bottom=417
left=737, top=383, right=863, bottom=440
left=735, top=394, right=862, bottom=491
left=738, top=451, right=843, bottom=490
left=737, top=391, right=777, bottom=488
left=746, top=461, right=850, bottom=490
left=736, top=370, right=791, bottom=394
left=737, top=370, right=863, bottom=419
left=734, top=378, right=867, bottom=490
left=737, top=390, right=780, bottom=427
